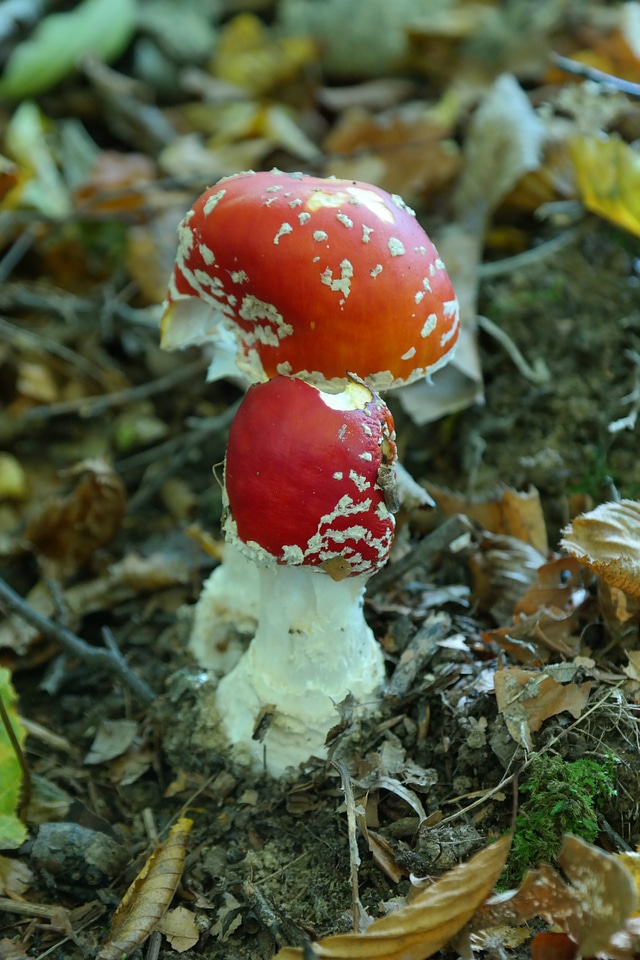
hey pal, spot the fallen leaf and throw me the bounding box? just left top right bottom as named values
left=475, top=836, right=637, bottom=957
left=25, top=459, right=126, bottom=578
left=494, top=665, right=591, bottom=750
left=96, top=818, right=193, bottom=960
left=157, top=905, right=200, bottom=952
left=561, top=500, right=640, bottom=599
left=428, top=483, right=548, bottom=556
left=273, top=834, right=511, bottom=960
left=571, top=135, right=640, bottom=238
left=0, top=854, right=32, bottom=896
left=0, top=0, right=136, bottom=99
left=84, top=719, right=139, bottom=765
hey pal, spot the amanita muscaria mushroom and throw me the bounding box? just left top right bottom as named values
left=213, top=373, right=398, bottom=776
left=161, top=169, right=459, bottom=391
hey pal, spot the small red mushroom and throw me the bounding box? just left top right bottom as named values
left=161, top=169, right=459, bottom=392
left=214, top=374, right=398, bottom=776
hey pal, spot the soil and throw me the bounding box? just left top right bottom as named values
left=4, top=218, right=640, bottom=960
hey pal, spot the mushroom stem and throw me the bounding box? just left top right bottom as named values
left=215, top=563, right=385, bottom=777
left=189, top=542, right=259, bottom=672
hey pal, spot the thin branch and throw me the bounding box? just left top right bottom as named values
left=479, top=226, right=580, bottom=279
left=21, top=356, right=209, bottom=421
left=0, top=577, right=155, bottom=704
left=369, top=514, right=475, bottom=595
left=550, top=52, right=640, bottom=98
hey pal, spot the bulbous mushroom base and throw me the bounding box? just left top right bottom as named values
left=214, top=565, right=386, bottom=777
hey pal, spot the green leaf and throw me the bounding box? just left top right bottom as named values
left=0, top=668, right=28, bottom=850
left=0, top=0, right=137, bottom=100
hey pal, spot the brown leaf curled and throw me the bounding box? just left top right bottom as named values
left=26, top=459, right=126, bottom=578
left=96, top=817, right=192, bottom=960
left=561, top=500, right=640, bottom=599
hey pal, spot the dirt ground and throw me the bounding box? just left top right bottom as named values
left=3, top=216, right=640, bottom=959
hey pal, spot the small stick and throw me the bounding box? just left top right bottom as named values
left=369, top=513, right=475, bottom=594
left=550, top=52, right=640, bottom=98
left=0, top=576, right=155, bottom=704
left=21, top=357, right=209, bottom=421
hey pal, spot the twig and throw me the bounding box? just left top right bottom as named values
left=550, top=52, right=640, bottom=98
left=477, top=314, right=551, bottom=385
left=21, top=357, right=209, bottom=421
left=127, top=399, right=242, bottom=512
left=0, top=576, right=155, bottom=704
left=0, top=223, right=39, bottom=284
left=368, top=514, right=475, bottom=595
left=479, top=226, right=580, bottom=279
left=0, top=315, right=118, bottom=388
left=0, top=280, right=161, bottom=329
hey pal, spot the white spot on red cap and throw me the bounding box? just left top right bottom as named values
left=274, top=222, right=293, bottom=244
left=203, top=190, right=226, bottom=216
left=321, top=259, right=353, bottom=298
left=314, top=230, right=328, bottom=242
left=401, top=346, right=417, bottom=360
left=198, top=243, right=215, bottom=266
left=298, top=212, right=311, bottom=224
left=421, top=314, right=438, bottom=338
left=370, top=264, right=383, bottom=279
left=230, top=270, right=249, bottom=284
left=362, top=225, right=374, bottom=243
left=391, top=194, right=416, bottom=217
left=336, top=213, right=354, bottom=228
left=388, top=237, right=405, bottom=257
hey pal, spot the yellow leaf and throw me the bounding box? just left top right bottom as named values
left=0, top=667, right=28, bottom=851
left=97, top=817, right=193, bottom=960
left=571, top=134, right=640, bottom=237
left=274, top=834, right=511, bottom=960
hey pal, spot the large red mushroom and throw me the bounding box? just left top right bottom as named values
left=213, top=374, right=398, bottom=776
left=161, top=169, right=459, bottom=392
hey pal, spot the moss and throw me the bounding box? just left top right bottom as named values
left=505, top=753, right=617, bottom=885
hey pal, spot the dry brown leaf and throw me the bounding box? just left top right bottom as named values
left=475, top=836, right=637, bottom=958
left=454, top=73, right=544, bottom=225
left=274, top=834, right=511, bottom=960
left=494, top=666, right=591, bottom=750
left=96, top=818, right=192, bottom=960
left=73, top=150, right=157, bottom=216
left=561, top=500, right=640, bottom=599
left=25, top=459, right=126, bottom=578
left=0, top=854, right=32, bottom=896
left=324, top=106, right=460, bottom=204
left=428, top=483, right=548, bottom=556
left=157, top=905, right=200, bottom=952
left=482, top=556, right=591, bottom=663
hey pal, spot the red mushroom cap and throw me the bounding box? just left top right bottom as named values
left=223, top=375, right=397, bottom=577
left=161, top=170, right=459, bottom=391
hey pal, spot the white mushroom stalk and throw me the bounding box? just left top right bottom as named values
left=214, top=374, right=398, bottom=777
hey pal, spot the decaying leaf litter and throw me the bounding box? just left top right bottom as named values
left=1, top=0, right=640, bottom=958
